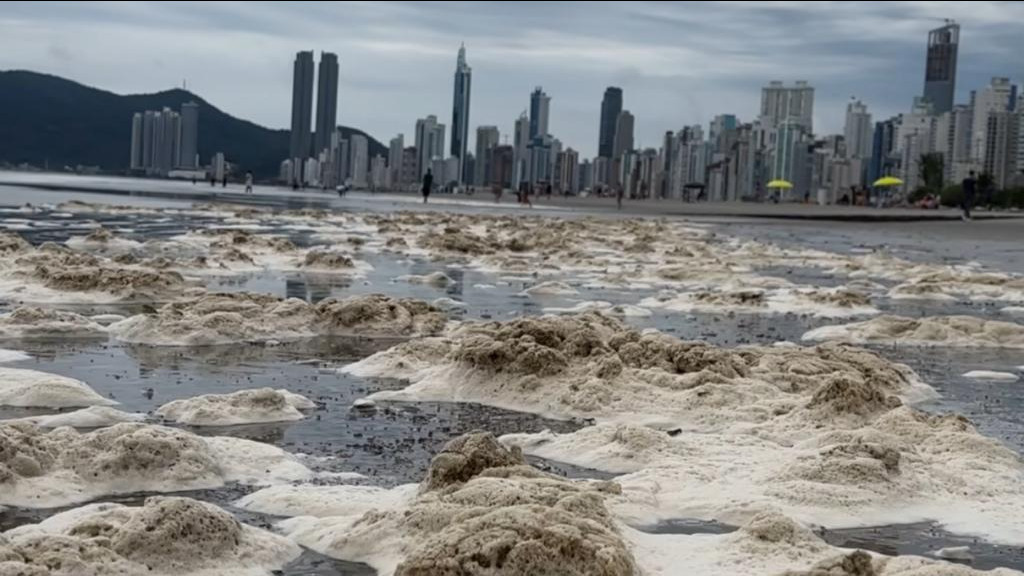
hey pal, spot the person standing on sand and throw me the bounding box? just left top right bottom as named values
left=961, top=170, right=977, bottom=221
left=421, top=169, right=433, bottom=204
left=244, top=172, right=253, bottom=194
left=616, top=186, right=624, bottom=210
left=222, top=174, right=227, bottom=188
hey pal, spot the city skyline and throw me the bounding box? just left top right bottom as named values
left=6, top=1, right=1024, bottom=159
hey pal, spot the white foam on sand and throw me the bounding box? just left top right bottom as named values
left=962, top=370, right=1019, bottom=381
left=155, top=388, right=315, bottom=426
left=107, top=293, right=446, bottom=345
left=2, top=497, right=301, bottom=576
left=0, top=367, right=115, bottom=408
left=339, top=314, right=1024, bottom=547
left=255, top=432, right=1007, bottom=576
left=802, top=315, right=1024, bottom=348
left=394, top=271, right=455, bottom=287
left=521, top=280, right=580, bottom=297
left=542, top=301, right=652, bottom=317
left=641, top=287, right=878, bottom=319
left=237, top=483, right=417, bottom=519
left=0, top=348, right=30, bottom=362
left=0, top=422, right=312, bottom=508
left=2, top=406, right=145, bottom=428
left=348, top=314, right=935, bottom=425
left=500, top=409, right=1024, bottom=547
left=0, top=307, right=107, bottom=339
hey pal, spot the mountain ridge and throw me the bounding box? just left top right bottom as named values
left=0, top=70, right=385, bottom=179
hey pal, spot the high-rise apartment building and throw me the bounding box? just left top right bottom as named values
left=314, top=52, right=339, bottom=157
left=474, top=125, right=499, bottom=186
left=529, top=87, right=550, bottom=139
left=450, top=44, right=472, bottom=183
left=923, top=22, right=959, bottom=115
left=598, top=87, right=623, bottom=159
left=289, top=51, right=315, bottom=163
left=178, top=101, right=199, bottom=169
left=760, top=80, right=814, bottom=132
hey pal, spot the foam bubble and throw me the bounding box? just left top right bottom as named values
left=3, top=496, right=300, bottom=576
left=0, top=422, right=311, bottom=508
left=155, top=388, right=314, bottom=426
left=0, top=348, right=30, bottom=363
left=962, top=370, right=1019, bottom=382
left=0, top=367, right=115, bottom=408
left=803, top=315, right=1024, bottom=348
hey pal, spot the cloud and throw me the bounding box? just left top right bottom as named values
left=1, top=1, right=1022, bottom=158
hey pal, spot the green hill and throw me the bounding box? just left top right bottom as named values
left=0, top=70, right=385, bottom=179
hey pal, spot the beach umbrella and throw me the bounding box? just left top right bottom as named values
left=872, top=176, right=903, bottom=187
left=766, top=179, right=793, bottom=189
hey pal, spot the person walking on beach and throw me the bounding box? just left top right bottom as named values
left=222, top=174, right=228, bottom=188
left=961, top=170, right=977, bottom=221
left=244, top=172, right=253, bottom=194
left=421, top=169, right=433, bottom=204
left=616, top=186, right=624, bottom=210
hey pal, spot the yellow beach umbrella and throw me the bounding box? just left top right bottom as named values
left=873, top=176, right=904, bottom=187
left=766, top=179, right=793, bottom=189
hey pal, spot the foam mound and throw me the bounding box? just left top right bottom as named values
left=0, top=307, right=107, bottom=339
left=641, top=287, right=877, bottom=318
left=313, top=294, right=447, bottom=337
left=349, top=313, right=925, bottom=425
left=0, top=232, right=31, bottom=255
left=3, top=406, right=145, bottom=428
left=277, top=432, right=638, bottom=576
left=522, top=281, right=579, bottom=296
left=778, top=549, right=1022, bottom=575
left=108, top=292, right=445, bottom=345
left=108, top=292, right=314, bottom=345
left=0, top=348, right=30, bottom=363
left=65, top=227, right=142, bottom=254
left=2, top=243, right=197, bottom=303
left=395, top=271, right=455, bottom=287
left=0, top=422, right=311, bottom=508
left=301, top=248, right=355, bottom=270
left=0, top=368, right=115, bottom=408
left=156, top=388, right=315, bottom=426
left=803, top=315, right=1024, bottom=348
left=2, top=496, right=300, bottom=575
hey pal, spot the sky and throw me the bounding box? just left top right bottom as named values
left=2, top=1, right=1024, bottom=157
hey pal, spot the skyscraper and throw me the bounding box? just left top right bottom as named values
left=290, top=51, right=315, bottom=165
left=612, top=110, right=634, bottom=160
left=923, top=21, right=959, bottom=115
left=971, top=77, right=1015, bottom=165
left=314, top=52, right=339, bottom=157
left=178, top=101, right=199, bottom=169
left=350, top=134, right=369, bottom=186
left=843, top=99, right=873, bottom=160
left=760, top=81, right=814, bottom=132
left=388, top=134, right=404, bottom=187
left=513, top=112, right=530, bottom=186
left=984, top=111, right=1018, bottom=190
left=474, top=125, right=499, bottom=186
left=599, top=87, right=623, bottom=159
left=414, top=115, right=445, bottom=178
left=529, top=87, right=550, bottom=139
left=130, top=113, right=143, bottom=170
left=450, top=44, right=472, bottom=183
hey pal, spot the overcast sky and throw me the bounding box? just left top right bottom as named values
left=3, top=1, right=1023, bottom=157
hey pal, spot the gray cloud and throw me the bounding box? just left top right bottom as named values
left=1, top=1, right=1022, bottom=157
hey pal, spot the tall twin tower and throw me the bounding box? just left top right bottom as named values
left=290, top=51, right=338, bottom=164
